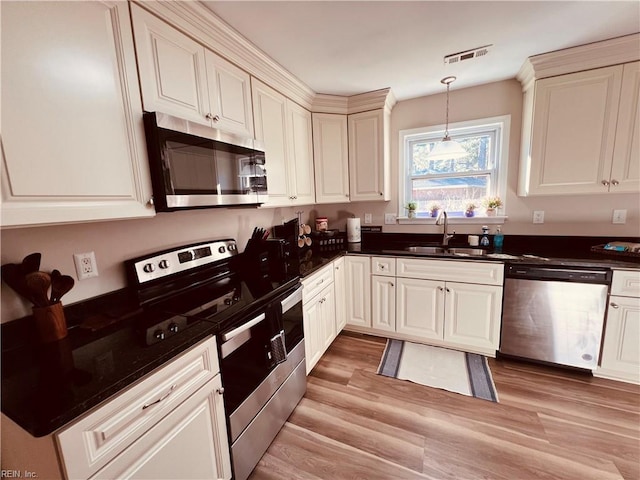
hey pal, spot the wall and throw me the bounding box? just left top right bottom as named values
left=316, top=79, right=640, bottom=238
left=0, top=206, right=308, bottom=323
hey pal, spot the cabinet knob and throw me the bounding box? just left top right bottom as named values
left=147, top=197, right=154, bottom=207
left=438, top=286, right=444, bottom=291
left=390, top=282, right=394, bottom=287
left=212, top=114, right=220, bottom=122
left=610, top=303, right=619, bottom=309
left=601, top=180, right=610, bottom=186
left=379, top=192, right=383, bottom=196
left=205, top=113, right=220, bottom=122
left=445, top=287, right=450, bottom=293
left=216, top=387, right=225, bottom=395
left=611, top=179, right=619, bottom=186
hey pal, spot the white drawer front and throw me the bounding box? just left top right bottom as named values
left=302, top=263, right=334, bottom=304
left=57, top=336, right=219, bottom=480
left=397, top=258, right=504, bottom=286
left=371, top=256, right=396, bottom=276
left=611, top=270, right=640, bottom=297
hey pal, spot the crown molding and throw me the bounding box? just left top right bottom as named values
left=517, top=33, right=640, bottom=91
left=134, top=1, right=316, bottom=110
left=312, top=94, right=349, bottom=114
left=346, top=88, right=397, bottom=114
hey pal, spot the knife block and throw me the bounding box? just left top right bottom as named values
left=33, top=302, right=68, bottom=343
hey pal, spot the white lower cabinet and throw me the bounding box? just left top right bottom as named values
left=597, top=270, right=640, bottom=384
left=56, top=337, right=231, bottom=480
left=347, top=256, right=504, bottom=357
left=333, top=257, right=347, bottom=333
left=302, top=262, right=341, bottom=374
left=372, top=275, right=396, bottom=332
left=345, top=256, right=372, bottom=328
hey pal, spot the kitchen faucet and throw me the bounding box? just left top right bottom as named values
left=435, top=210, right=455, bottom=245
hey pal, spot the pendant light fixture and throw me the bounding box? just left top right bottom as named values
left=425, top=76, right=468, bottom=160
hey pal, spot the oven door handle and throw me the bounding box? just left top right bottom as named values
left=281, top=286, right=302, bottom=313
left=222, top=313, right=266, bottom=342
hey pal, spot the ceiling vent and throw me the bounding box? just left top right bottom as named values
left=444, top=45, right=493, bottom=65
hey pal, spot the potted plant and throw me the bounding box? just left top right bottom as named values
left=428, top=202, right=441, bottom=218
left=405, top=201, right=418, bottom=218
left=482, top=196, right=503, bottom=216
left=465, top=202, right=477, bottom=217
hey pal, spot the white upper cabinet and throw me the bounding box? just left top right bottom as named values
left=251, top=78, right=315, bottom=207
left=348, top=109, right=390, bottom=202
left=519, top=62, right=639, bottom=195
left=312, top=113, right=350, bottom=203
left=1, top=1, right=154, bottom=227
left=131, top=5, right=253, bottom=137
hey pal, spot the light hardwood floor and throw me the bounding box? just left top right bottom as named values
left=249, top=331, right=640, bottom=480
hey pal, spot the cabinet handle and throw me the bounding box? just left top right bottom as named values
left=142, top=384, right=176, bottom=410
left=316, top=278, right=324, bottom=287
left=611, top=179, right=619, bottom=186
left=216, top=387, right=225, bottom=395
left=601, top=180, right=610, bottom=186
left=379, top=265, right=385, bottom=270
left=610, top=303, right=619, bottom=309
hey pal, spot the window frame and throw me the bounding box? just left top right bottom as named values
left=398, top=115, right=510, bottom=222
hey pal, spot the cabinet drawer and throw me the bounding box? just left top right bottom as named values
left=56, top=336, right=219, bottom=480
left=611, top=270, right=640, bottom=297
left=371, top=256, right=396, bottom=276
left=302, top=263, right=334, bottom=304
left=397, top=258, right=504, bottom=286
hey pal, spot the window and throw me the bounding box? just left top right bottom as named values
left=400, top=115, right=509, bottom=218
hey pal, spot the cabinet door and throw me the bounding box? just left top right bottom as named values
left=333, top=257, right=347, bottom=333
left=131, top=4, right=209, bottom=125
left=598, top=295, right=640, bottom=384
left=1, top=1, right=154, bottom=227
left=396, top=278, right=443, bottom=341
left=611, top=62, right=640, bottom=193
left=348, top=110, right=387, bottom=201
left=312, top=113, right=350, bottom=203
left=320, top=285, right=337, bottom=352
left=372, top=276, right=396, bottom=332
left=93, top=375, right=231, bottom=480
left=286, top=100, right=316, bottom=205
left=344, top=256, right=371, bottom=328
left=527, top=65, right=623, bottom=195
left=205, top=50, right=254, bottom=137
left=303, top=297, right=323, bottom=374
left=251, top=78, right=291, bottom=207
left=443, top=282, right=503, bottom=353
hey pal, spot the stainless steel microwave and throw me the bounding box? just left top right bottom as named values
left=143, top=112, right=268, bottom=211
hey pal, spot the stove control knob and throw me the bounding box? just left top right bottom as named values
left=228, top=243, right=236, bottom=251
left=158, top=259, right=170, bottom=269
left=218, top=246, right=226, bottom=254
left=224, top=297, right=233, bottom=305
left=232, top=295, right=240, bottom=302
left=153, top=329, right=165, bottom=341
left=143, top=263, right=155, bottom=273
left=168, top=323, right=179, bottom=334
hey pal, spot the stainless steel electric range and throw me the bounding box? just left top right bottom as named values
left=126, top=239, right=306, bottom=480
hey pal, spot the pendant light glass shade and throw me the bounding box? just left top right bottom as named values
left=426, top=76, right=468, bottom=160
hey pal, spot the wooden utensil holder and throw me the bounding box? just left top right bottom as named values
left=33, top=302, right=68, bottom=343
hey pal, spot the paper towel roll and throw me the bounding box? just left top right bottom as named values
left=347, top=217, right=361, bottom=243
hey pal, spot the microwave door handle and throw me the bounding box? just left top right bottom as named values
left=221, top=313, right=266, bottom=342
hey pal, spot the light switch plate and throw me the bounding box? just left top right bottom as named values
left=364, top=213, right=372, bottom=224
left=612, top=209, right=627, bottom=224
left=532, top=211, right=544, bottom=224
left=384, top=213, right=397, bottom=225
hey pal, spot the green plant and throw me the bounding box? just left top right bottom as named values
left=482, top=196, right=503, bottom=209
left=405, top=201, right=417, bottom=211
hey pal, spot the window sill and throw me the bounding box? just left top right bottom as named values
left=397, top=215, right=508, bottom=225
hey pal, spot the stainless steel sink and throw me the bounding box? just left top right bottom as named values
left=447, top=248, right=486, bottom=256
left=405, top=246, right=446, bottom=254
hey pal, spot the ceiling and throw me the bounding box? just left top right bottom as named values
left=201, top=1, right=640, bottom=101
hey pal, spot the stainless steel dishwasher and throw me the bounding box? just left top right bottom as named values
left=500, top=264, right=612, bottom=370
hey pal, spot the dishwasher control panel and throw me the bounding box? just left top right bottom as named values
left=505, top=264, right=611, bottom=284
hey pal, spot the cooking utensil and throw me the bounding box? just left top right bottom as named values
left=21, top=253, right=42, bottom=275
left=51, top=273, right=74, bottom=303
left=1, top=263, right=34, bottom=302
left=25, top=271, right=52, bottom=307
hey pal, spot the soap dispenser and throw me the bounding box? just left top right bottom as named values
left=480, top=226, right=490, bottom=247
left=493, top=226, right=504, bottom=253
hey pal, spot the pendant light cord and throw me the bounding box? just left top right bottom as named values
left=444, top=81, right=451, bottom=139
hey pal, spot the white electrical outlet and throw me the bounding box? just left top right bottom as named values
left=364, top=213, right=372, bottom=224
left=612, top=209, right=627, bottom=224
left=74, top=252, right=99, bottom=280
left=532, top=211, right=545, bottom=224
left=384, top=213, right=397, bottom=224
